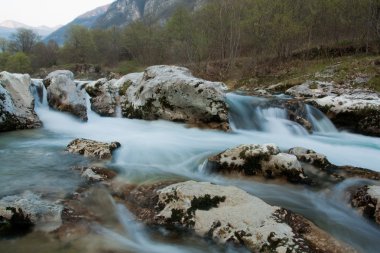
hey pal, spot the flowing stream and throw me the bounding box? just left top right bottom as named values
left=1, top=83, right=380, bottom=252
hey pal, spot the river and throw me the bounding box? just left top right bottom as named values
left=0, top=84, right=379, bottom=252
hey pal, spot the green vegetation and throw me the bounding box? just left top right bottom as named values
left=1, top=0, right=380, bottom=85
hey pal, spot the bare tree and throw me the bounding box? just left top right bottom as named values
left=9, top=28, right=40, bottom=53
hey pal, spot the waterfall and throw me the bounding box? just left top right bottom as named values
left=226, top=93, right=337, bottom=135
left=227, top=93, right=307, bottom=135
left=306, top=104, right=338, bottom=133
left=30, top=79, right=48, bottom=108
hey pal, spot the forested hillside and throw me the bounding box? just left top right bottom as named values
left=1, top=0, right=379, bottom=80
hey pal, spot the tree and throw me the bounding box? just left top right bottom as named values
left=31, top=40, right=59, bottom=69
left=6, top=52, right=32, bottom=73
left=0, top=37, right=8, bottom=52
left=9, top=28, right=40, bottom=53
left=61, top=25, right=97, bottom=63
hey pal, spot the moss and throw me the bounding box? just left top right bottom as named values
left=187, top=194, right=226, bottom=215
left=159, top=96, right=174, bottom=110
left=169, top=209, right=185, bottom=223
left=309, top=81, right=318, bottom=89
left=119, top=80, right=132, bottom=96
left=368, top=75, right=380, bottom=92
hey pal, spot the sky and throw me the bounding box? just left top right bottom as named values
left=0, top=0, right=114, bottom=27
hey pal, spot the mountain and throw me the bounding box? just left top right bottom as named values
left=44, top=4, right=111, bottom=45
left=0, top=20, right=60, bottom=39
left=94, top=0, right=206, bottom=29
left=45, top=0, right=207, bottom=45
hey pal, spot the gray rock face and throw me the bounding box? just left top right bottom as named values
left=154, top=181, right=354, bottom=253
left=350, top=185, right=380, bottom=225
left=66, top=138, right=121, bottom=160
left=122, top=65, right=229, bottom=130
left=86, top=78, right=117, bottom=117
left=0, top=191, right=63, bottom=232
left=43, top=70, right=88, bottom=121
left=286, top=80, right=380, bottom=136
left=0, top=71, right=41, bottom=132
left=95, top=0, right=206, bottom=29
left=208, top=144, right=309, bottom=183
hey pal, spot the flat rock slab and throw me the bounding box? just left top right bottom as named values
left=154, top=181, right=354, bottom=253
left=66, top=138, right=121, bottom=160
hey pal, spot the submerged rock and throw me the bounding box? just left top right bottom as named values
left=289, top=147, right=330, bottom=168
left=207, top=144, right=309, bottom=184
left=44, top=70, right=88, bottom=121
left=121, top=65, right=229, bottom=131
left=0, top=71, right=41, bottom=131
left=72, top=166, right=117, bottom=182
left=66, top=138, right=121, bottom=160
left=128, top=181, right=354, bottom=253
left=350, top=185, right=380, bottom=225
left=288, top=147, right=380, bottom=182
left=0, top=191, right=63, bottom=234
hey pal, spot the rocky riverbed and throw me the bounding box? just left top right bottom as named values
left=1, top=66, right=380, bottom=253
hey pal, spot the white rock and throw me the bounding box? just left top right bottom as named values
left=122, top=65, right=229, bottom=130
left=44, top=70, right=88, bottom=121
left=0, top=71, right=41, bottom=131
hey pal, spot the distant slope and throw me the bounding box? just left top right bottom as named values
left=94, top=0, right=206, bottom=29
left=0, top=20, right=60, bottom=39
left=44, top=4, right=111, bottom=45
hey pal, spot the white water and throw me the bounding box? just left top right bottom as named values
left=2, top=85, right=380, bottom=252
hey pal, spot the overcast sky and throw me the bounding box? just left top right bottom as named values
left=0, top=0, right=114, bottom=27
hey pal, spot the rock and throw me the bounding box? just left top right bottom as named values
left=0, top=191, right=63, bottom=234
left=43, top=70, right=74, bottom=88
left=66, top=138, right=121, bottom=160
left=0, top=72, right=41, bottom=132
left=288, top=147, right=330, bottom=168
left=285, top=80, right=380, bottom=136
left=288, top=147, right=380, bottom=182
left=86, top=78, right=117, bottom=117
left=207, top=144, right=309, bottom=184
left=350, top=185, right=380, bottom=225
left=153, top=181, right=354, bottom=253
left=72, top=166, right=117, bottom=182
left=310, top=92, right=380, bottom=136
left=121, top=65, right=229, bottom=131
left=44, top=70, right=88, bottom=121
left=286, top=81, right=335, bottom=98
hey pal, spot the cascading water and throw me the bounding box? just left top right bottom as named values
left=306, top=104, right=338, bottom=133
left=1, top=84, right=380, bottom=252
left=226, top=93, right=337, bottom=135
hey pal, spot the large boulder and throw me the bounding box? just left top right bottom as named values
left=86, top=78, right=117, bottom=117
left=350, top=185, right=380, bottom=225
left=310, top=92, right=380, bottom=136
left=207, top=144, right=309, bottom=184
left=0, top=71, right=41, bottom=132
left=0, top=191, right=63, bottom=235
left=121, top=65, right=229, bottom=130
left=146, top=181, right=353, bottom=252
left=43, top=70, right=88, bottom=121
left=286, top=81, right=380, bottom=136
left=66, top=138, right=121, bottom=160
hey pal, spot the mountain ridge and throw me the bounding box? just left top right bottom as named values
left=0, top=20, right=61, bottom=39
